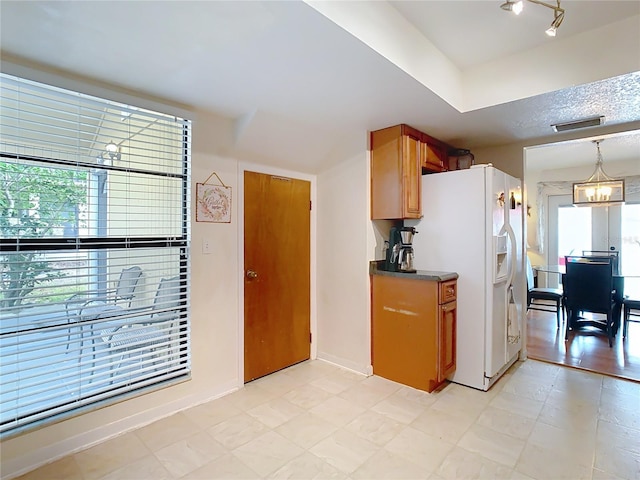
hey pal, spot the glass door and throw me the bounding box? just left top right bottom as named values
left=547, top=193, right=640, bottom=288
left=621, top=203, right=640, bottom=276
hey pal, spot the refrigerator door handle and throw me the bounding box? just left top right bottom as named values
left=505, top=222, right=517, bottom=287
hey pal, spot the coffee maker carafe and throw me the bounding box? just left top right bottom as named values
left=398, top=226, right=417, bottom=272
left=385, top=226, right=418, bottom=273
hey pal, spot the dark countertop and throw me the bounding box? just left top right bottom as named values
left=369, top=260, right=458, bottom=282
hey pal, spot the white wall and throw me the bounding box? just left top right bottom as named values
left=316, top=145, right=371, bottom=374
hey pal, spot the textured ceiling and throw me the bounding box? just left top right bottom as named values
left=0, top=0, right=638, bottom=173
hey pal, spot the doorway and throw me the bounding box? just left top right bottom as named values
left=524, top=131, right=640, bottom=381
left=243, top=171, right=311, bottom=382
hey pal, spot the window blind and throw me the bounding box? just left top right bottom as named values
left=0, top=73, right=191, bottom=436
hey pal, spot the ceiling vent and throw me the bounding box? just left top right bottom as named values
left=551, top=115, right=605, bottom=132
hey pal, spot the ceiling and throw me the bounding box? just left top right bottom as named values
left=0, top=0, right=639, bottom=174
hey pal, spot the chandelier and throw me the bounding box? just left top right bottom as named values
left=573, top=140, right=625, bottom=207
left=500, top=0, right=565, bottom=37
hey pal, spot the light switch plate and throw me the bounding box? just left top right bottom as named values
left=202, top=238, right=212, bottom=254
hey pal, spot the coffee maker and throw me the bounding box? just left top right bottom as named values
left=385, top=226, right=418, bottom=273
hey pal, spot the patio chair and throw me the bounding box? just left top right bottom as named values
left=64, top=266, right=143, bottom=356
left=99, top=276, right=182, bottom=377
left=65, top=266, right=143, bottom=315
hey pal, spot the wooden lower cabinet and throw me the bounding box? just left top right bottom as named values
left=371, top=274, right=457, bottom=393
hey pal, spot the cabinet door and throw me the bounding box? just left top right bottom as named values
left=423, top=141, right=446, bottom=172
left=402, top=133, right=422, bottom=218
left=438, top=300, right=457, bottom=382
left=372, top=275, right=438, bottom=391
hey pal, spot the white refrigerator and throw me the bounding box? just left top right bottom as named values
left=406, top=164, right=524, bottom=391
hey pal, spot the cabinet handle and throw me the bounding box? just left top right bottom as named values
left=442, top=301, right=456, bottom=312
left=446, top=286, right=455, bottom=295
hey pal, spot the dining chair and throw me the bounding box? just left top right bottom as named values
left=582, top=250, right=620, bottom=275
left=564, top=256, right=616, bottom=347
left=623, top=297, right=640, bottom=339
left=582, top=250, right=618, bottom=255
left=526, top=257, right=564, bottom=328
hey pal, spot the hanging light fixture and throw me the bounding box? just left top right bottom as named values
left=97, top=141, right=121, bottom=165
left=500, top=0, right=565, bottom=37
left=105, top=141, right=121, bottom=161
left=573, top=140, right=625, bottom=207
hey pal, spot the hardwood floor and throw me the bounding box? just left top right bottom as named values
left=526, top=308, right=640, bottom=383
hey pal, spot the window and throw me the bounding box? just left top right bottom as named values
left=621, top=203, right=640, bottom=276
left=0, top=74, right=191, bottom=436
left=546, top=193, right=640, bottom=287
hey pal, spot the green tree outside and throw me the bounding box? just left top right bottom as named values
left=0, top=161, right=87, bottom=309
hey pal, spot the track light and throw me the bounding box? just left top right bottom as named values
left=501, top=0, right=565, bottom=37
left=545, top=10, right=564, bottom=36
left=500, top=0, right=523, bottom=15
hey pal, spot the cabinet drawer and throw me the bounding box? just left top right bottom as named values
left=439, top=280, right=457, bottom=304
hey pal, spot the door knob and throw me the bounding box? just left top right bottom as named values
left=246, top=270, right=258, bottom=279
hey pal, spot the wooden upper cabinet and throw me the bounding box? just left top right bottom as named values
left=370, top=124, right=422, bottom=220
left=371, top=124, right=454, bottom=220
left=421, top=133, right=448, bottom=173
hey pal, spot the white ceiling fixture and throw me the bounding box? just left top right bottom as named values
left=573, top=139, right=625, bottom=207
left=551, top=115, right=606, bottom=133
left=500, top=0, right=565, bottom=36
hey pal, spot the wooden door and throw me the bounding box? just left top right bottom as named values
left=244, top=171, right=311, bottom=382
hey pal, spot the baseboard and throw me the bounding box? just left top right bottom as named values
left=315, top=351, right=371, bottom=376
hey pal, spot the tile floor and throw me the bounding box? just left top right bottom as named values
left=12, top=358, right=640, bottom=480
